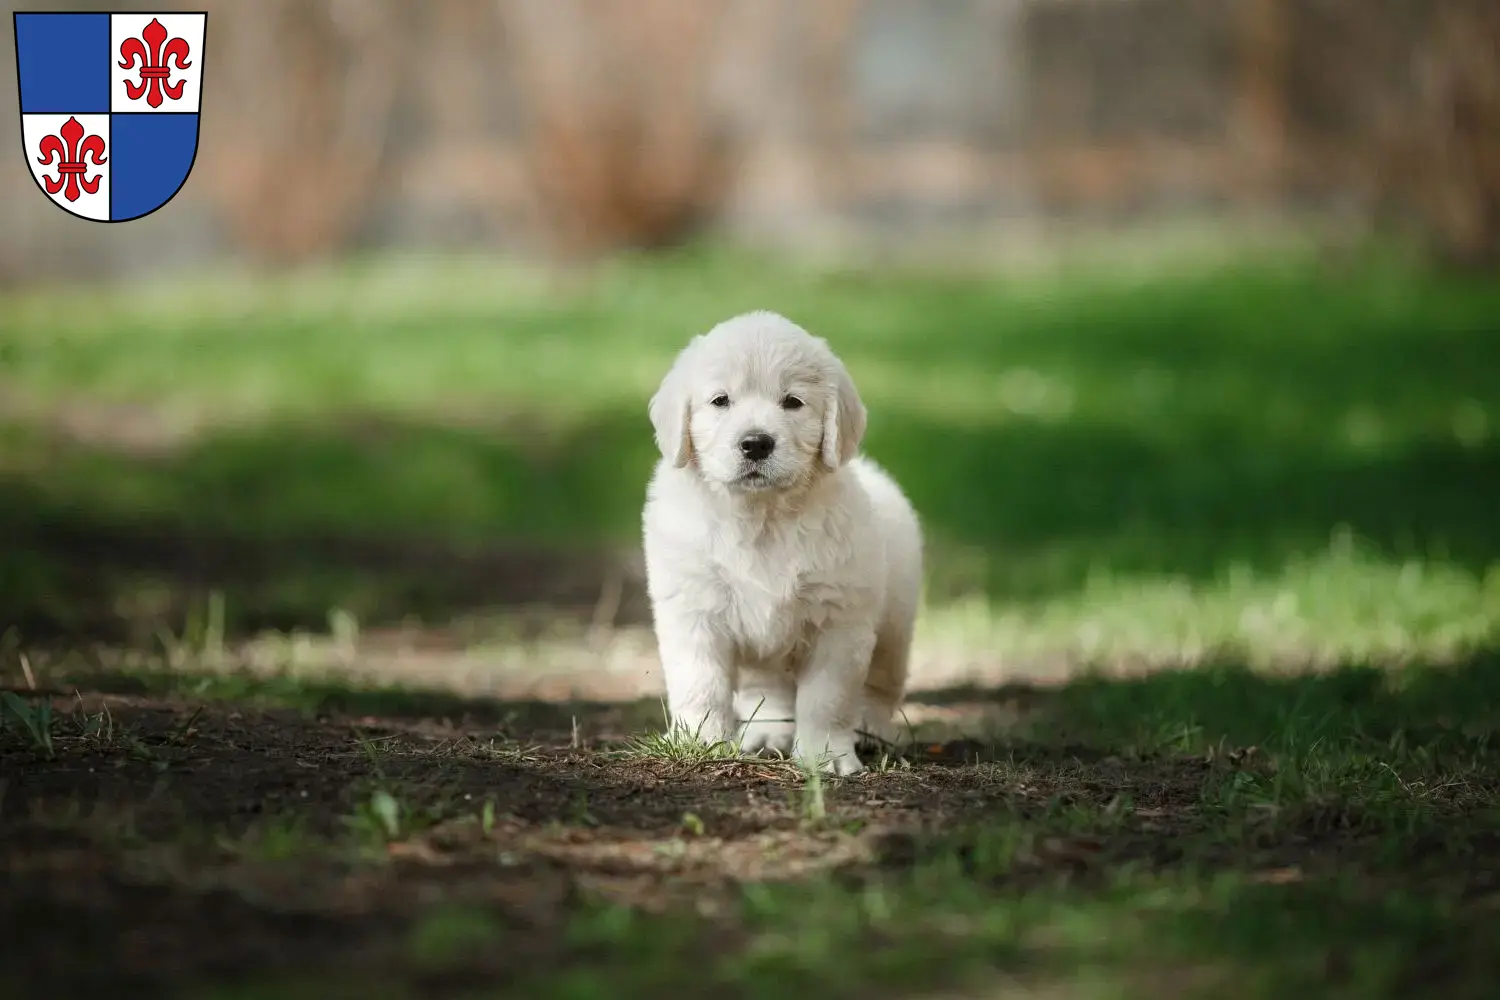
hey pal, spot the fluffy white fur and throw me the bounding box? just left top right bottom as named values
left=641, top=310, right=923, bottom=774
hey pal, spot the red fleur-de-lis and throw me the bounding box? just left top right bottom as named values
left=118, top=17, right=192, bottom=108
left=37, top=117, right=107, bottom=202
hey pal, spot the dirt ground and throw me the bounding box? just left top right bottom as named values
left=5, top=683, right=1497, bottom=999
left=0, top=688, right=1217, bottom=995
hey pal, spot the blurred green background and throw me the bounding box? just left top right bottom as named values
left=3, top=0, right=1498, bottom=688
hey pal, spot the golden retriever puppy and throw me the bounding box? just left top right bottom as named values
left=642, top=311, right=923, bottom=774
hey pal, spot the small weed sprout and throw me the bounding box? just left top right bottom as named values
left=1, top=692, right=55, bottom=756
left=800, top=760, right=828, bottom=826
left=345, top=787, right=407, bottom=843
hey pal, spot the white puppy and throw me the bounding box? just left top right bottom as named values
left=641, top=310, right=923, bottom=774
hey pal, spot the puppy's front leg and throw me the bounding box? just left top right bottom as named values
left=736, top=665, right=796, bottom=757
left=654, top=606, right=738, bottom=747
left=793, top=625, right=877, bottom=775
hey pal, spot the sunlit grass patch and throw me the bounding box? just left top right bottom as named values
left=915, top=534, right=1500, bottom=683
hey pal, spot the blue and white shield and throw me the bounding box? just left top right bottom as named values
left=13, top=11, right=206, bottom=223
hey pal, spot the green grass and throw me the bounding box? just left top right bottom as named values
left=514, top=872, right=1492, bottom=1000
left=3, top=244, right=1500, bottom=667
left=192, top=875, right=1496, bottom=1000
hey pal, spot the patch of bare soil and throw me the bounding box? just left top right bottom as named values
left=0, top=691, right=1447, bottom=997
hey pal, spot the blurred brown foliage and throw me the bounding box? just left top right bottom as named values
left=1288, top=0, right=1500, bottom=267
left=1389, top=1, right=1500, bottom=267
left=202, top=0, right=411, bottom=264
left=163, top=0, right=1500, bottom=267
left=497, top=0, right=738, bottom=257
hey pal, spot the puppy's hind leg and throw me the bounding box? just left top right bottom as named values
left=858, top=624, right=913, bottom=750
left=735, top=664, right=796, bottom=757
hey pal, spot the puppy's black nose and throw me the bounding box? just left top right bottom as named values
left=739, top=432, right=775, bottom=461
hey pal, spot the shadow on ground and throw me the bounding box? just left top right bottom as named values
left=5, top=406, right=1500, bottom=641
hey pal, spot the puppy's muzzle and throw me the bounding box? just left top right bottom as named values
left=739, top=432, right=775, bottom=462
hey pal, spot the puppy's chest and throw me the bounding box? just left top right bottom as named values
left=708, top=534, right=847, bottom=660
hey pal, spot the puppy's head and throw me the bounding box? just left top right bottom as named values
left=649, top=311, right=866, bottom=493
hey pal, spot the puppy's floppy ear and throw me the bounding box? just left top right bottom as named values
left=820, top=355, right=867, bottom=470
left=648, top=360, right=693, bottom=468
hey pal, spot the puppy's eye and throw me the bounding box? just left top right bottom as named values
left=709, top=394, right=730, bottom=408
left=781, top=395, right=805, bottom=411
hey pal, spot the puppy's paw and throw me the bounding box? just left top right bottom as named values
left=794, top=732, right=864, bottom=775
left=856, top=699, right=906, bottom=750
left=822, top=749, right=865, bottom=776
left=739, top=719, right=795, bottom=757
